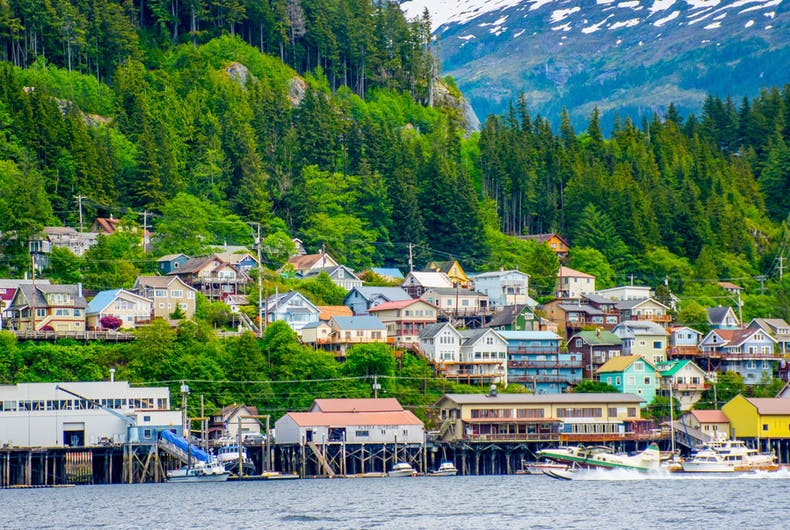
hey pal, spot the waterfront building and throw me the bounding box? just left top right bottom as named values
left=567, top=329, right=624, bottom=379
left=722, top=395, right=790, bottom=456
left=274, top=398, right=424, bottom=445
left=433, top=392, right=649, bottom=444
left=684, top=410, right=730, bottom=441
left=208, top=403, right=261, bottom=442
left=499, top=330, right=582, bottom=393
left=0, top=381, right=180, bottom=447
left=597, top=355, right=658, bottom=406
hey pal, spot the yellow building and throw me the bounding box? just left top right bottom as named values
left=425, top=260, right=471, bottom=288
left=432, top=391, right=652, bottom=444
left=722, top=395, right=790, bottom=439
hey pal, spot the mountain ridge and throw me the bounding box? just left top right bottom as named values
left=401, top=0, right=789, bottom=129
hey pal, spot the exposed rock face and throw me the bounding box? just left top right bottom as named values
left=288, top=76, right=307, bottom=106
left=432, top=77, right=481, bottom=132
left=224, top=61, right=255, bottom=86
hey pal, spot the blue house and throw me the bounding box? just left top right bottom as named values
left=343, top=286, right=412, bottom=315
left=265, top=291, right=320, bottom=333
left=699, top=328, right=779, bottom=385
left=157, top=254, right=190, bottom=275
left=498, top=331, right=582, bottom=394
left=598, top=356, right=658, bottom=407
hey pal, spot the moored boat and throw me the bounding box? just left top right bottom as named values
left=428, top=462, right=458, bottom=476
left=388, top=462, right=418, bottom=477
left=216, top=444, right=256, bottom=476
left=537, top=443, right=661, bottom=472
left=680, top=439, right=779, bottom=473
left=167, top=461, right=230, bottom=483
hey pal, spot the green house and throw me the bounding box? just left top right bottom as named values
left=597, top=355, right=658, bottom=407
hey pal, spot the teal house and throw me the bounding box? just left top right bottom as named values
left=597, top=355, right=658, bottom=407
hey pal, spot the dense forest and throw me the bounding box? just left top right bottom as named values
left=2, top=1, right=790, bottom=410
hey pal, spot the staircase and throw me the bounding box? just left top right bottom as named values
left=237, top=312, right=258, bottom=332
left=307, top=441, right=336, bottom=477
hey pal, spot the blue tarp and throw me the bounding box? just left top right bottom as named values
left=160, top=430, right=212, bottom=462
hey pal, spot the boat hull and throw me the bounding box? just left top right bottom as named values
left=167, top=469, right=230, bottom=483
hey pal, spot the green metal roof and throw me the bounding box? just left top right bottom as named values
left=573, top=330, right=623, bottom=346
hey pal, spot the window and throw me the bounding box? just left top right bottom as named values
left=653, top=341, right=662, bottom=349
left=608, top=407, right=617, bottom=417
left=55, top=308, right=70, bottom=316
left=616, top=377, right=621, bottom=385
left=36, top=308, right=47, bottom=318
left=355, top=431, right=369, bottom=437
left=627, top=407, right=637, bottom=417
left=154, top=289, right=167, bottom=298
left=634, top=363, right=644, bottom=372
left=763, top=424, right=769, bottom=431
left=73, top=309, right=81, bottom=316
left=644, top=377, right=651, bottom=385
left=575, top=339, right=582, bottom=347
left=171, top=290, right=183, bottom=298
left=628, top=376, right=636, bottom=386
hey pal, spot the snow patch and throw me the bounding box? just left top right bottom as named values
left=513, top=29, right=526, bottom=38
left=610, top=18, right=642, bottom=29
left=618, top=1, right=641, bottom=7
left=704, top=21, right=722, bottom=28
left=649, top=0, right=677, bottom=14
left=582, top=16, right=614, bottom=33
left=686, top=0, right=721, bottom=8
left=551, top=23, right=573, bottom=31
left=458, top=34, right=477, bottom=41
left=551, top=7, right=581, bottom=23
left=400, top=0, right=523, bottom=29
left=479, top=16, right=509, bottom=27
left=530, top=0, right=556, bottom=12
left=654, top=10, right=680, bottom=26
left=744, top=19, right=755, bottom=27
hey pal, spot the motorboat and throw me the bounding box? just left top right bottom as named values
left=388, top=462, right=418, bottom=477
left=517, top=462, right=570, bottom=475
left=167, top=461, right=230, bottom=483
left=680, top=439, right=779, bottom=473
left=537, top=443, right=661, bottom=472
left=428, top=462, right=458, bottom=476
left=216, top=444, right=256, bottom=476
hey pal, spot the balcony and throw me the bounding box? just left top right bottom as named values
left=565, top=320, right=617, bottom=331
left=661, top=382, right=710, bottom=392
left=508, top=375, right=581, bottom=384
left=508, top=360, right=583, bottom=369
left=667, top=346, right=701, bottom=357
left=559, top=431, right=666, bottom=443
left=633, top=314, right=672, bottom=323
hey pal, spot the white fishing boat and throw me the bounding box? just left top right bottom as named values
left=388, top=462, right=417, bottom=477
left=428, top=462, right=458, bottom=476
left=537, top=443, right=661, bottom=472
left=167, top=461, right=230, bottom=483
left=680, top=439, right=779, bottom=473
left=216, top=443, right=256, bottom=476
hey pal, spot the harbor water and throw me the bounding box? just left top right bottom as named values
left=3, top=471, right=790, bottom=529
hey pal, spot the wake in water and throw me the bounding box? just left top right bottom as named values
left=566, top=467, right=790, bottom=481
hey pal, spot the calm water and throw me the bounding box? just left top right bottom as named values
left=3, top=471, right=790, bottom=529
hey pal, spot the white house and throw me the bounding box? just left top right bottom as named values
left=419, top=322, right=463, bottom=363
left=401, top=271, right=453, bottom=298
left=469, top=270, right=530, bottom=309
left=556, top=266, right=596, bottom=299
left=595, top=285, right=653, bottom=301
left=419, top=287, right=489, bottom=316
left=458, top=328, right=509, bottom=386
left=0, top=381, right=180, bottom=447
left=343, top=286, right=412, bottom=315
left=265, top=291, right=320, bottom=332
left=85, top=289, right=153, bottom=330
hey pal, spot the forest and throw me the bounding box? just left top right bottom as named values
left=2, top=1, right=790, bottom=413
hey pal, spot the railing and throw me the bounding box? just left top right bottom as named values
left=667, top=346, right=701, bottom=357
left=559, top=431, right=667, bottom=442
left=508, top=360, right=583, bottom=369
left=508, top=375, right=582, bottom=384
left=664, top=383, right=710, bottom=391
left=507, top=347, right=562, bottom=354
left=719, top=352, right=782, bottom=360
left=465, top=432, right=560, bottom=442
left=634, top=314, right=672, bottom=323
left=565, top=320, right=617, bottom=330
left=13, top=330, right=136, bottom=341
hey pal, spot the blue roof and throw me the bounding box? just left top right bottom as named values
left=86, top=289, right=122, bottom=315
left=371, top=267, right=404, bottom=280
left=332, top=316, right=386, bottom=330
left=498, top=331, right=562, bottom=341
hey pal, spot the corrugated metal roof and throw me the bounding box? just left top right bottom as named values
left=438, top=393, right=645, bottom=405
left=312, top=398, right=404, bottom=413
left=690, top=410, right=729, bottom=424
left=570, top=330, right=623, bottom=346
left=498, top=330, right=562, bottom=341
left=331, top=316, right=385, bottom=330
left=745, top=398, right=790, bottom=415
left=284, top=410, right=423, bottom=427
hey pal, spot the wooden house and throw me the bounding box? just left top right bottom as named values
left=419, top=287, right=489, bottom=317
left=368, top=299, right=438, bottom=345
left=424, top=260, right=472, bottom=288
left=86, top=289, right=153, bottom=330
left=567, top=329, right=624, bottom=379
left=722, top=395, right=790, bottom=445
left=156, top=254, right=190, bottom=275
left=656, top=359, right=709, bottom=411
left=699, top=328, right=779, bottom=385
left=401, top=271, right=453, bottom=298
left=595, top=285, right=653, bottom=301
left=556, top=266, right=596, bottom=299
left=684, top=410, right=730, bottom=441
left=167, top=254, right=249, bottom=301
left=615, top=298, right=671, bottom=326
left=264, top=291, right=320, bottom=332
left=6, top=283, right=87, bottom=332
left=343, top=286, right=412, bottom=315
left=612, top=320, right=669, bottom=365
left=518, top=233, right=570, bottom=261
left=133, top=276, right=197, bottom=320
left=301, top=265, right=363, bottom=291
left=470, top=270, right=530, bottom=309
left=499, top=330, right=582, bottom=394
left=208, top=404, right=261, bottom=442
left=706, top=306, right=741, bottom=330
left=598, top=356, right=658, bottom=407
left=286, top=252, right=338, bottom=274
left=667, top=326, right=703, bottom=358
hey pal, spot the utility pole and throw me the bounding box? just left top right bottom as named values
left=180, top=381, right=190, bottom=439
left=30, top=251, right=36, bottom=331
left=74, top=194, right=86, bottom=232
left=779, top=255, right=785, bottom=281
left=141, top=210, right=149, bottom=253
left=408, top=243, right=414, bottom=273
left=372, top=375, right=381, bottom=399
left=251, top=222, right=264, bottom=337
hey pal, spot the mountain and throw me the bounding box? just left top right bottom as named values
left=401, top=0, right=790, bottom=130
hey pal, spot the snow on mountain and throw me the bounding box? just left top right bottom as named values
left=400, top=0, right=524, bottom=28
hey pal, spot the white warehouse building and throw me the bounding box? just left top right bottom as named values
left=0, top=381, right=181, bottom=448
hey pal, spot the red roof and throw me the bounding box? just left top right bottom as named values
left=284, top=411, right=423, bottom=427
left=690, top=410, right=729, bottom=424
left=311, top=398, right=404, bottom=413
